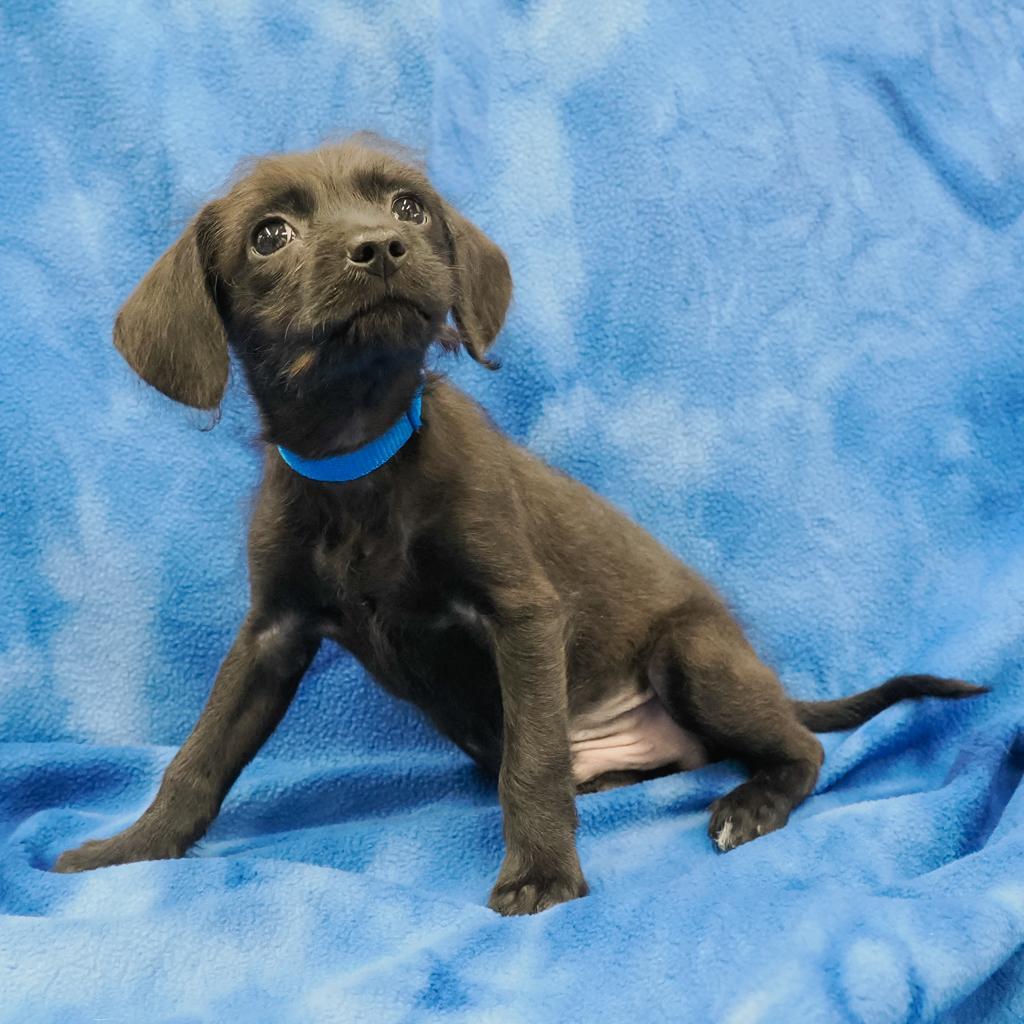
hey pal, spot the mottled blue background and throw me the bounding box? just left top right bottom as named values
left=1, top=2, right=1022, bottom=1022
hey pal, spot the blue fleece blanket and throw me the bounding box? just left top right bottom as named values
left=2, top=2, right=1023, bottom=1021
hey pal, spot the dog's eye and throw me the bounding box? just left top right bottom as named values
left=252, top=219, right=296, bottom=256
left=391, top=195, right=426, bottom=225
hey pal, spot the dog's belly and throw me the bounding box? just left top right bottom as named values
left=324, top=589, right=707, bottom=784
left=568, top=688, right=709, bottom=785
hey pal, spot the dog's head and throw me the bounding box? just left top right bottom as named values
left=113, top=136, right=512, bottom=448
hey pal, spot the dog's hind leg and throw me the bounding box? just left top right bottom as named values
left=648, top=595, right=824, bottom=851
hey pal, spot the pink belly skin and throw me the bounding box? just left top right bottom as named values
left=569, top=689, right=709, bottom=785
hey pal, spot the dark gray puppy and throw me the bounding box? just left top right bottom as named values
left=54, top=137, right=985, bottom=914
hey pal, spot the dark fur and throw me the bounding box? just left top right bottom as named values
left=54, top=137, right=986, bottom=914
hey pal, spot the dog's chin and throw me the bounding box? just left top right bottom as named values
left=342, top=298, right=438, bottom=348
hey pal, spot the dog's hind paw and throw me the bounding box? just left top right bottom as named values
left=709, top=782, right=792, bottom=852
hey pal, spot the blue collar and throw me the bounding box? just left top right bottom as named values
left=276, top=383, right=424, bottom=483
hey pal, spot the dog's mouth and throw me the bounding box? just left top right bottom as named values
left=362, top=296, right=431, bottom=319
left=335, top=296, right=434, bottom=338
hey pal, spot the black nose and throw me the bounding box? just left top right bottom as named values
left=346, top=231, right=407, bottom=277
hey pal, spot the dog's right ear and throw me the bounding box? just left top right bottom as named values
left=114, top=204, right=228, bottom=410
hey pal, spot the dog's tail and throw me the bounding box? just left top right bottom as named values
left=792, top=674, right=988, bottom=732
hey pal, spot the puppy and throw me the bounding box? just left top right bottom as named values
left=54, top=136, right=985, bottom=914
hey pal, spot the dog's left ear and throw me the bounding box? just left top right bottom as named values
left=443, top=205, right=512, bottom=368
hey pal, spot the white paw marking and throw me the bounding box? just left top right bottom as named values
left=715, top=817, right=735, bottom=851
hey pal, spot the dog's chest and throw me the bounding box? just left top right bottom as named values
left=311, top=532, right=374, bottom=597
left=311, top=530, right=483, bottom=634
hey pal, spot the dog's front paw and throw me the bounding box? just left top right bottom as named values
left=487, top=861, right=589, bottom=916
left=52, top=828, right=189, bottom=873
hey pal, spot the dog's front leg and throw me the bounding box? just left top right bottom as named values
left=487, top=592, right=588, bottom=915
left=53, top=611, right=320, bottom=873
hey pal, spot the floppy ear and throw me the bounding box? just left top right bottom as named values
left=444, top=206, right=512, bottom=368
left=114, top=206, right=228, bottom=409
